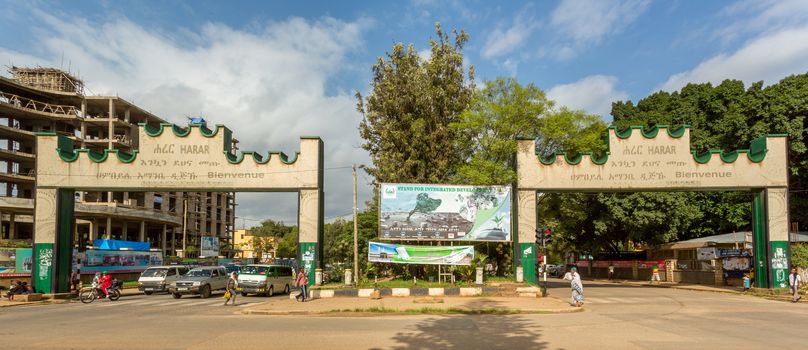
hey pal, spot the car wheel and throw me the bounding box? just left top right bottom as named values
left=284, top=284, right=290, bottom=294
left=267, top=285, right=274, bottom=297
left=241, top=292, right=248, bottom=297
left=172, top=293, right=182, bottom=299
left=144, top=291, right=153, bottom=295
left=200, top=285, right=211, bottom=299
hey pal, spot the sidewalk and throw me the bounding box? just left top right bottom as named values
left=241, top=296, right=578, bottom=316
left=591, top=278, right=743, bottom=294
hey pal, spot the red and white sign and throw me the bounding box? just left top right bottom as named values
left=638, top=260, right=666, bottom=270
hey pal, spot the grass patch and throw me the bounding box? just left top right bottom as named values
left=325, top=306, right=544, bottom=315
left=317, top=277, right=515, bottom=290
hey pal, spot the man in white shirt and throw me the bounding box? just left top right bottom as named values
left=789, top=267, right=802, bottom=303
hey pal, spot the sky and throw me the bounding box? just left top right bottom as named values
left=2, top=0, right=808, bottom=227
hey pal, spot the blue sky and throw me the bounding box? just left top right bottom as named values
left=2, top=0, right=808, bottom=224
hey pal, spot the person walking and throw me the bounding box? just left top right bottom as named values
left=563, top=266, right=584, bottom=307
left=70, top=269, right=81, bottom=293
left=608, top=262, right=615, bottom=280
left=789, top=267, right=802, bottom=303
left=295, top=269, right=309, bottom=302
left=224, top=272, right=238, bottom=306
left=650, top=264, right=661, bottom=284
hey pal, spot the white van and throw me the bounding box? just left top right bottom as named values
left=137, top=265, right=190, bottom=295
left=237, top=264, right=295, bottom=297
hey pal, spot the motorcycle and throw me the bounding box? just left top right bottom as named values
left=80, top=279, right=123, bottom=304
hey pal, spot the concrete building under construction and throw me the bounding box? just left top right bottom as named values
left=0, top=67, right=236, bottom=257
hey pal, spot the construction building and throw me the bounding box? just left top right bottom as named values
left=0, top=67, right=236, bottom=257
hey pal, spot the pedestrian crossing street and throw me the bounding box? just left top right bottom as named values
left=75, top=295, right=263, bottom=309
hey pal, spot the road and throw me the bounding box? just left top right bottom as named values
left=2, top=280, right=806, bottom=349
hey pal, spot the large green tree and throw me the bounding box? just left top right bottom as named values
left=612, top=74, right=808, bottom=231
left=451, top=77, right=607, bottom=186
left=357, top=23, right=475, bottom=184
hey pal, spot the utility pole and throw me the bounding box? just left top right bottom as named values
left=353, top=164, right=364, bottom=285
left=182, top=198, right=188, bottom=257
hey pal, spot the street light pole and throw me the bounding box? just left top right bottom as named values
left=353, top=164, right=364, bottom=285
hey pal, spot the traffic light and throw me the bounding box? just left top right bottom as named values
left=535, top=228, right=543, bottom=245
left=543, top=228, right=552, bottom=245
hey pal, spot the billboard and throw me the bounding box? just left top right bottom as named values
left=0, top=248, right=33, bottom=274
left=380, top=183, right=511, bottom=241
left=82, top=250, right=163, bottom=273
left=368, top=242, right=474, bottom=265
left=201, top=236, right=220, bottom=257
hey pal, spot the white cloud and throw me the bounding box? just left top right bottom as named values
left=546, top=0, right=651, bottom=60
left=547, top=75, right=628, bottom=117
left=659, top=26, right=808, bottom=92
left=0, top=10, right=375, bottom=224
left=481, top=13, right=538, bottom=59
left=715, top=0, right=808, bottom=44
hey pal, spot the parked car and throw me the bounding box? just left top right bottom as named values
left=237, top=264, right=295, bottom=297
left=138, top=265, right=190, bottom=295
left=168, top=266, right=228, bottom=299
left=225, top=264, right=242, bottom=275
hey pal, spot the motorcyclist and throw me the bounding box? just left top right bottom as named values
left=98, top=271, right=112, bottom=297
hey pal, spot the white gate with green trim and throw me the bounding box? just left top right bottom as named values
left=515, top=125, right=790, bottom=288
left=32, top=123, right=324, bottom=294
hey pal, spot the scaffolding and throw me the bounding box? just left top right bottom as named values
left=10, top=66, right=84, bottom=95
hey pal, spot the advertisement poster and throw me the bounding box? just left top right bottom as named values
left=0, top=248, right=15, bottom=273
left=368, top=242, right=474, bottom=265
left=379, top=183, right=511, bottom=241
left=16, top=248, right=32, bottom=273
left=82, top=250, right=163, bottom=273
left=200, top=236, right=220, bottom=257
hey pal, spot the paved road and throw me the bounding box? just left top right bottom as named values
left=2, top=280, right=807, bottom=349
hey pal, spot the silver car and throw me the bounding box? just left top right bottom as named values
left=168, top=266, right=228, bottom=299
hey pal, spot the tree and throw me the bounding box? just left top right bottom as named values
left=276, top=226, right=298, bottom=259
left=357, top=22, right=475, bottom=184
left=451, top=77, right=607, bottom=185
left=611, top=74, right=808, bottom=231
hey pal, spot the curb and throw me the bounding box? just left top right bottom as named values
left=298, top=287, right=508, bottom=299
left=240, top=306, right=584, bottom=316
left=589, top=279, right=742, bottom=295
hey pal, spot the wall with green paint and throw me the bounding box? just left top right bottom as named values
left=32, top=243, right=54, bottom=294
left=770, top=241, right=789, bottom=289
left=299, top=242, right=316, bottom=287
left=519, top=243, right=537, bottom=285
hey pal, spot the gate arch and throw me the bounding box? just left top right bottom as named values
left=516, top=125, right=789, bottom=288
left=32, top=123, right=323, bottom=294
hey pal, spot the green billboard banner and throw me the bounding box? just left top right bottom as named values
left=770, top=241, right=789, bottom=289
left=33, top=243, right=54, bottom=293
left=379, top=183, right=511, bottom=241
left=368, top=242, right=474, bottom=265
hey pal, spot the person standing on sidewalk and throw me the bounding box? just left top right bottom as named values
left=789, top=267, right=802, bottom=303
left=224, top=272, right=238, bottom=306
left=295, top=269, right=309, bottom=302
left=608, top=263, right=615, bottom=280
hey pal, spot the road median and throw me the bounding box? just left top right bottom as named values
left=240, top=296, right=580, bottom=316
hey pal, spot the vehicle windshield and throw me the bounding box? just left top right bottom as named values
left=186, top=269, right=212, bottom=277
left=141, top=268, right=168, bottom=278
left=241, top=266, right=269, bottom=275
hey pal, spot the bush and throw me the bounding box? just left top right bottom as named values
left=792, top=244, right=808, bottom=269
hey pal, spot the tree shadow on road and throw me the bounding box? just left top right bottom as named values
left=375, top=299, right=548, bottom=350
